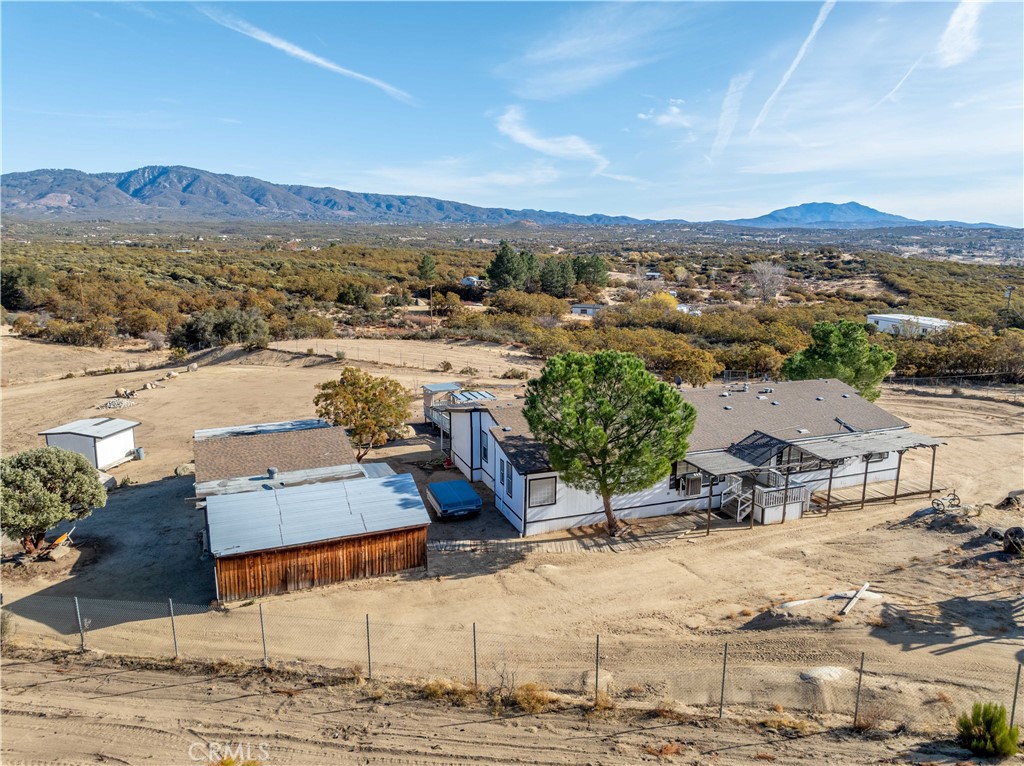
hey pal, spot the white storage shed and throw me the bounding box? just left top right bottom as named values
left=39, top=418, right=140, bottom=470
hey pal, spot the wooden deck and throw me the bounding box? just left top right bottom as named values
left=809, top=477, right=941, bottom=510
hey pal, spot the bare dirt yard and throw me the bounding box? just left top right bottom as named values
left=2, top=336, right=1022, bottom=764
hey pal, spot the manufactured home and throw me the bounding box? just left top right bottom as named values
left=866, top=313, right=962, bottom=337
left=570, top=303, right=604, bottom=316
left=446, top=380, right=942, bottom=536
left=39, top=418, right=140, bottom=470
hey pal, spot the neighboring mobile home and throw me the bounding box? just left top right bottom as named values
left=866, top=313, right=962, bottom=337
left=39, top=417, right=140, bottom=470
left=446, top=380, right=941, bottom=536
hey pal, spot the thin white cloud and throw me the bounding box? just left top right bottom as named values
left=497, top=105, right=609, bottom=173
left=711, top=71, right=753, bottom=159
left=199, top=7, right=413, bottom=104
left=937, top=1, right=985, bottom=68
left=750, top=0, right=836, bottom=134
left=872, top=57, right=922, bottom=109
left=502, top=4, right=682, bottom=99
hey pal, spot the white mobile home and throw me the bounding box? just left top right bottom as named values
left=570, top=303, right=604, bottom=317
left=447, top=381, right=941, bottom=536
left=39, top=418, right=140, bottom=470
left=866, top=313, right=962, bottom=337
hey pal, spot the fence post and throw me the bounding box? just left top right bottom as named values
left=73, top=597, right=86, bottom=651
left=594, top=634, right=601, bottom=706
left=259, top=603, right=268, bottom=664
left=472, top=623, right=478, bottom=688
left=168, top=598, right=179, bottom=659
left=853, top=652, right=865, bottom=728
left=366, top=614, right=373, bottom=680
left=719, top=643, right=728, bottom=719
left=1011, top=663, right=1022, bottom=726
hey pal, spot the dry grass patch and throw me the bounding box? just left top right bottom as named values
left=510, top=682, right=555, bottom=714
left=420, top=678, right=479, bottom=707
left=759, top=714, right=816, bottom=735
left=854, top=702, right=897, bottom=732
left=865, top=614, right=890, bottom=628
left=754, top=754, right=777, bottom=762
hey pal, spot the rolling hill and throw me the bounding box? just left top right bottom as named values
left=0, top=166, right=1006, bottom=229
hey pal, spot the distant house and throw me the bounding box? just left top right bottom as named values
left=39, top=418, right=139, bottom=470
left=866, top=314, right=962, bottom=337
left=445, top=380, right=941, bottom=536
left=570, top=303, right=604, bottom=316
left=676, top=303, right=701, bottom=315
left=193, top=419, right=429, bottom=600
left=461, top=276, right=485, bottom=287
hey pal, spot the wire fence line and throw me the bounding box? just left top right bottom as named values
left=2, top=594, right=1020, bottom=731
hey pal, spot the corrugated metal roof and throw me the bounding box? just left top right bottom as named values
left=450, top=390, right=497, bottom=404
left=205, top=473, right=430, bottom=558
left=796, top=430, right=943, bottom=461
left=422, top=382, right=462, bottom=393
left=39, top=418, right=139, bottom=439
left=194, top=419, right=329, bottom=442
left=685, top=451, right=760, bottom=476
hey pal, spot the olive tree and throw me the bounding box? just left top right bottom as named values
left=1, top=447, right=107, bottom=553
left=524, top=351, right=697, bottom=536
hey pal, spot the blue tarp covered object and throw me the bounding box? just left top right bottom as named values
left=427, top=480, right=482, bottom=516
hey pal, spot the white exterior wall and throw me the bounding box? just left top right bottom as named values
left=450, top=410, right=496, bottom=484
left=44, top=433, right=100, bottom=468
left=490, top=438, right=526, bottom=533
left=94, top=429, right=137, bottom=470
left=788, top=450, right=901, bottom=490
left=521, top=471, right=722, bottom=536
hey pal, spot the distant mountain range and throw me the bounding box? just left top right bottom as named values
left=0, top=166, right=1008, bottom=229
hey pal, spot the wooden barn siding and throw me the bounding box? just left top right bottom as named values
left=215, top=526, right=428, bottom=601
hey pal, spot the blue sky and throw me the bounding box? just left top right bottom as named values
left=3, top=1, right=1022, bottom=225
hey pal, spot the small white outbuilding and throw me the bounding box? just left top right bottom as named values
left=39, top=418, right=140, bottom=470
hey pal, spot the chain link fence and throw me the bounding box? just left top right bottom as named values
left=3, top=594, right=1020, bottom=731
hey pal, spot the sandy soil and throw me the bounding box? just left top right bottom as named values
left=1, top=649, right=996, bottom=766
left=1, top=337, right=1022, bottom=763
left=0, top=332, right=170, bottom=386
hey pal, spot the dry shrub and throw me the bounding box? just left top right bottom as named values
left=854, top=702, right=896, bottom=732
left=271, top=688, right=301, bottom=697
left=420, top=678, right=478, bottom=707
left=827, top=614, right=844, bottom=623
left=928, top=690, right=953, bottom=706
left=643, top=742, right=683, bottom=758
left=865, top=614, right=889, bottom=628
left=511, top=682, right=555, bottom=714
left=754, top=754, right=777, bottom=762
left=740, top=608, right=755, bottom=617
left=211, top=658, right=250, bottom=675
left=771, top=702, right=784, bottom=713
left=759, top=715, right=815, bottom=735
left=592, top=690, right=615, bottom=712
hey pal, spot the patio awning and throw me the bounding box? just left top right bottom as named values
left=796, top=430, right=943, bottom=462
left=686, top=451, right=760, bottom=477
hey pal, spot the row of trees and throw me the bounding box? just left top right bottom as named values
left=485, top=241, right=608, bottom=297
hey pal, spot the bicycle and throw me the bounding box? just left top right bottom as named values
left=931, top=489, right=961, bottom=512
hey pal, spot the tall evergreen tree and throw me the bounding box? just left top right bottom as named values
left=417, top=253, right=438, bottom=281
left=486, top=240, right=528, bottom=290
left=781, top=320, right=897, bottom=401
left=524, top=351, right=697, bottom=536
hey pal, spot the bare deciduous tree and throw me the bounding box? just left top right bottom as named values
left=750, top=261, right=787, bottom=304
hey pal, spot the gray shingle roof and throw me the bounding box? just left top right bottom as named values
left=194, top=423, right=357, bottom=484
left=481, top=380, right=909, bottom=474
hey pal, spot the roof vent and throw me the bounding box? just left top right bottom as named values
left=759, top=388, right=774, bottom=394
left=267, top=467, right=278, bottom=479
left=756, top=395, right=767, bottom=400
left=720, top=392, right=730, bottom=397
left=723, top=405, right=733, bottom=410
left=842, top=394, right=851, bottom=398
left=502, top=426, right=512, bottom=431
left=816, top=396, right=824, bottom=401
left=796, top=428, right=809, bottom=434
left=771, top=401, right=781, bottom=406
